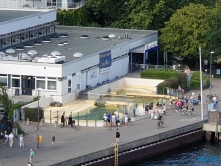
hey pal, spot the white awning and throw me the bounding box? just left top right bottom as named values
left=129, top=45, right=145, bottom=53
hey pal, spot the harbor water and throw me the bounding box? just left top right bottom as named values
left=127, top=141, right=221, bottom=166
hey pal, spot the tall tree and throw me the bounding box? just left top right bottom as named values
left=159, top=4, right=211, bottom=59
left=0, top=84, right=12, bottom=116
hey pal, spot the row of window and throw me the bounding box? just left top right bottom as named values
left=0, top=76, right=57, bottom=90
left=0, top=25, right=55, bottom=48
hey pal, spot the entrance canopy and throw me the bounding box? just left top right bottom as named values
left=129, top=45, right=159, bottom=53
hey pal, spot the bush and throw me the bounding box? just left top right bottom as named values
left=23, top=107, right=44, bottom=122
left=190, top=71, right=210, bottom=88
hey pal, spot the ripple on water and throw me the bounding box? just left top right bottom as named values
left=127, top=141, right=221, bottom=166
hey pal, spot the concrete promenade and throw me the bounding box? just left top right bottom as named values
left=0, top=78, right=220, bottom=166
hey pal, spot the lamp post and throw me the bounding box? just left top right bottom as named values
left=37, top=88, right=41, bottom=149
left=210, top=51, right=214, bottom=96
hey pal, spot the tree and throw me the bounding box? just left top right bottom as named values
left=159, top=3, right=211, bottom=59
left=0, top=84, right=12, bottom=116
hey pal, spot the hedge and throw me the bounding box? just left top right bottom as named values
left=190, top=71, right=210, bottom=88
left=23, top=107, right=44, bottom=122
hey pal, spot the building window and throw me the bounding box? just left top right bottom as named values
left=12, top=79, right=20, bottom=87
left=50, top=25, right=55, bottom=33
left=30, top=31, right=34, bottom=39
left=0, top=77, right=7, bottom=86
left=48, top=81, right=56, bottom=90
left=68, top=79, right=71, bottom=93
left=37, top=80, right=45, bottom=89
left=25, top=32, right=29, bottom=40
left=34, top=30, right=38, bottom=38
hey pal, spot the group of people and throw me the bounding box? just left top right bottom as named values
left=103, top=112, right=120, bottom=127
left=61, top=112, right=74, bottom=128
left=166, top=85, right=185, bottom=97
left=3, top=131, right=15, bottom=148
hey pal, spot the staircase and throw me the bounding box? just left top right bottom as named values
left=11, top=95, right=34, bottom=104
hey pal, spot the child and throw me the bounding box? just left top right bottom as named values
left=52, top=135, right=55, bottom=148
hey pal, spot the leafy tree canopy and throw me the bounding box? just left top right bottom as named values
left=159, top=4, right=212, bottom=59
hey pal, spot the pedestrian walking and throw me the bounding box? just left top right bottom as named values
left=52, top=135, right=55, bottom=148
left=30, top=149, right=34, bottom=163
left=163, top=104, right=166, bottom=115
left=61, top=112, right=65, bottom=127
left=68, top=114, right=73, bottom=128
left=19, top=134, right=24, bottom=148
left=27, top=161, right=32, bottom=166
left=116, top=128, right=120, bottom=144
left=103, top=113, right=107, bottom=127
left=4, top=131, right=9, bottom=147
left=8, top=132, right=14, bottom=148
left=124, top=113, right=128, bottom=126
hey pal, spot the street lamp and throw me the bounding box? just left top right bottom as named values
left=37, top=88, right=42, bottom=149
left=210, top=51, right=214, bottom=96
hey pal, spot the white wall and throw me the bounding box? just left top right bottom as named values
left=124, top=78, right=164, bottom=86
left=81, top=72, right=86, bottom=91
left=21, top=96, right=53, bottom=110
left=0, top=62, right=62, bottom=77
left=0, top=9, right=56, bottom=35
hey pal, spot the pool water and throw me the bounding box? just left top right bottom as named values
left=72, top=105, right=118, bottom=120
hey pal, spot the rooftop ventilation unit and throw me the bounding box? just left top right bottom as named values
left=15, top=46, right=24, bottom=51
left=63, top=41, right=69, bottom=45
left=109, top=34, right=116, bottom=38
left=73, top=52, right=83, bottom=58
left=80, top=35, right=89, bottom=39
left=6, top=48, right=15, bottom=54
left=101, top=36, right=110, bottom=41
left=58, top=42, right=64, bottom=46
left=42, top=39, right=51, bottom=43
left=51, top=35, right=59, bottom=39
left=34, top=41, right=42, bottom=46
left=24, top=44, right=34, bottom=48
left=60, top=34, right=68, bottom=38
left=28, top=50, right=38, bottom=55
left=51, top=51, right=61, bottom=56
left=37, top=55, right=65, bottom=64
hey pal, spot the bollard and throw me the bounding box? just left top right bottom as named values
left=54, top=121, right=57, bottom=127
left=78, top=112, right=79, bottom=126
left=27, top=118, right=29, bottom=125
left=57, top=111, right=59, bottom=123
left=50, top=110, right=52, bottom=123
left=86, top=112, right=88, bottom=127
left=40, top=119, right=43, bottom=127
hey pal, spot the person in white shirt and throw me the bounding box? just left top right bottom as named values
left=8, top=132, right=14, bottom=148
left=111, top=113, right=116, bottom=127
left=163, top=104, right=166, bottom=115
left=4, top=131, right=9, bottom=147
left=103, top=114, right=107, bottom=127
left=124, top=113, right=128, bottom=126
left=19, top=134, right=24, bottom=148
left=192, top=92, right=195, bottom=99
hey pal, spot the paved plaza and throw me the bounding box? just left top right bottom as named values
left=0, top=78, right=220, bottom=166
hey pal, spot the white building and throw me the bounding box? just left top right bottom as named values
left=0, top=0, right=86, bottom=10
left=0, top=8, right=158, bottom=104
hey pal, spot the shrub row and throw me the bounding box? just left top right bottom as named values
left=23, top=107, right=44, bottom=122
left=190, top=71, right=210, bottom=88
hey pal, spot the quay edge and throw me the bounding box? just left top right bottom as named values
left=50, top=121, right=204, bottom=166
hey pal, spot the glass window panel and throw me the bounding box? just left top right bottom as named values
left=0, top=77, right=7, bottom=86
left=37, top=80, right=45, bottom=89
left=48, top=81, right=56, bottom=90
left=68, top=80, right=71, bottom=87
left=12, top=79, right=20, bottom=87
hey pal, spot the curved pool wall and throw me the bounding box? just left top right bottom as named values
left=50, top=121, right=204, bottom=166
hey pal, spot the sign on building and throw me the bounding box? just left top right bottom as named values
left=99, top=50, right=111, bottom=73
